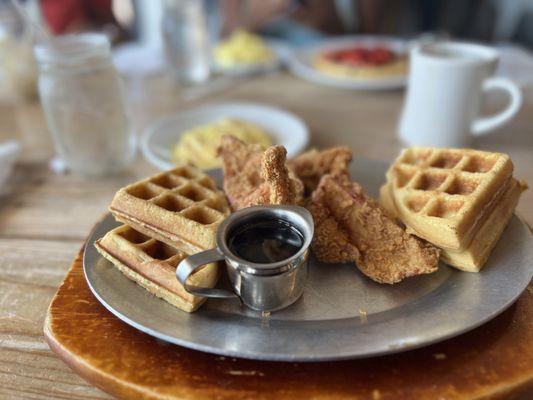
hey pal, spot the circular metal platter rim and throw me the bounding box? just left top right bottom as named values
left=83, top=159, right=533, bottom=362
left=83, top=245, right=531, bottom=362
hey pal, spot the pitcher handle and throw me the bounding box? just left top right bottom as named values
left=472, top=77, right=522, bottom=136
left=176, top=248, right=237, bottom=299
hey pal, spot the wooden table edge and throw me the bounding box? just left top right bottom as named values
left=41, top=223, right=533, bottom=400
left=43, top=269, right=162, bottom=400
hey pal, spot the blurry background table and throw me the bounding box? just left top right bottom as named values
left=1, top=71, right=532, bottom=399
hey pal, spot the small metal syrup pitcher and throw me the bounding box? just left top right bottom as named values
left=176, top=205, right=314, bottom=312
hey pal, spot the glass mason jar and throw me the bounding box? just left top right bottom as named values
left=34, top=34, right=135, bottom=176
left=161, top=0, right=211, bottom=84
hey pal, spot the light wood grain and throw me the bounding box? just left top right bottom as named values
left=0, top=239, right=111, bottom=399
left=0, top=161, right=156, bottom=240
left=1, top=71, right=532, bottom=399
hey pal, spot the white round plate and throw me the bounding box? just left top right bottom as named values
left=140, top=102, right=309, bottom=171
left=287, top=35, right=408, bottom=90
left=84, top=159, right=533, bottom=362
left=213, top=40, right=290, bottom=76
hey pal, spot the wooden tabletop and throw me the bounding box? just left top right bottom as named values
left=1, top=71, right=532, bottom=399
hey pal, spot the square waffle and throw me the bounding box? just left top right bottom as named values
left=385, top=147, right=513, bottom=250
left=109, top=166, right=231, bottom=254
left=380, top=179, right=526, bottom=272
left=95, top=225, right=219, bottom=312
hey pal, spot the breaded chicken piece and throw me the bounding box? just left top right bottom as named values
left=307, top=197, right=360, bottom=263
left=262, top=145, right=300, bottom=204
left=288, top=147, right=352, bottom=193
left=308, top=175, right=440, bottom=284
left=219, top=135, right=304, bottom=210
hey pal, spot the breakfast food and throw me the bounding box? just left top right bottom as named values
left=382, top=147, right=526, bottom=271
left=172, top=118, right=271, bottom=169
left=214, top=30, right=274, bottom=68
left=384, top=147, right=513, bottom=250
left=220, top=141, right=440, bottom=283
left=109, top=165, right=230, bottom=254
left=288, top=146, right=352, bottom=193
left=102, top=165, right=229, bottom=312
left=95, top=225, right=218, bottom=312
left=308, top=174, right=440, bottom=284
left=381, top=178, right=526, bottom=272
left=313, top=44, right=407, bottom=80
left=218, top=135, right=304, bottom=210
left=95, top=138, right=525, bottom=317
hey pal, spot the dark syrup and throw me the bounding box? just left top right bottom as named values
left=228, top=218, right=304, bottom=264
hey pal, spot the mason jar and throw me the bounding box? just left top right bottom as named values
left=34, top=34, right=135, bottom=176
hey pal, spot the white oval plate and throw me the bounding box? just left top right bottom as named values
left=287, top=35, right=408, bottom=90
left=140, top=102, right=309, bottom=171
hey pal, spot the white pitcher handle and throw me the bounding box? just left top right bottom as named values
left=472, top=77, right=522, bottom=136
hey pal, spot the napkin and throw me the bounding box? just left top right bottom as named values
left=0, top=140, right=20, bottom=192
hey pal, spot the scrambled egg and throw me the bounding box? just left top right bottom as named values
left=172, top=118, right=271, bottom=169
left=214, top=30, right=274, bottom=68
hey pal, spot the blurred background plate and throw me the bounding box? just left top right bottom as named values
left=212, top=39, right=291, bottom=76
left=141, top=102, right=309, bottom=171
left=287, top=35, right=408, bottom=90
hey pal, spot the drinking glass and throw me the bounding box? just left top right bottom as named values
left=34, top=33, right=135, bottom=176
left=161, top=0, right=211, bottom=84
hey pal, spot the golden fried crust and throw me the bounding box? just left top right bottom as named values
left=261, top=146, right=305, bottom=205
left=219, top=135, right=304, bottom=210
left=308, top=175, right=440, bottom=284
left=306, top=196, right=360, bottom=263
left=288, top=146, right=352, bottom=193
left=217, top=135, right=263, bottom=181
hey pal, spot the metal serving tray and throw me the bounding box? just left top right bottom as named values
left=83, top=159, right=533, bottom=361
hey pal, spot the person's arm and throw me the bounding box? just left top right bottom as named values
left=291, top=0, right=344, bottom=34
left=219, top=0, right=292, bottom=35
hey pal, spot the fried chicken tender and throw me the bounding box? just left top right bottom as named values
left=288, top=146, right=352, bottom=193
left=219, top=135, right=304, bottom=210
left=308, top=175, right=440, bottom=284
left=307, top=199, right=360, bottom=264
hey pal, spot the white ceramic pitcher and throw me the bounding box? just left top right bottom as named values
left=399, top=41, right=522, bottom=147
